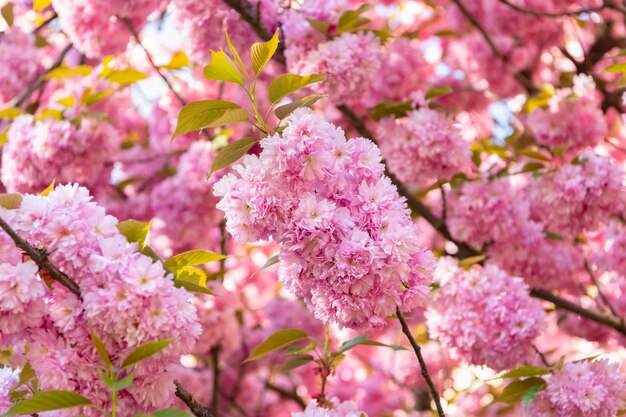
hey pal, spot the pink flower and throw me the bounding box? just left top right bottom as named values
left=525, top=359, right=626, bottom=417
left=214, top=109, right=434, bottom=329
left=0, top=28, right=42, bottom=104
left=292, top=398, right=367, bottom=417
left=427, top=259, right=545, bottom=370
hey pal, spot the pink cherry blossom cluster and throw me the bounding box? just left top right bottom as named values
left=526, top=75, right=607, bottom=152
left=529, top=151, right=625, bottom=238
left=149, top=141, right=224, bottom=256
left=0, top=28, right=42, bottom=104
left=1, top=115, right=121, bottom=194
left=376, top=108, right=471, bottom=186
left=0, top=184, right=200, bottom=415
left=287, top=32, right=383, bottom=105
left=214, top=108, right=435, bottom=329
left=447, top=178, right=530, bottom=247
left=51, top=0, right=164, bottom=58
left=525, top=359, right=626, bottom=417
left=292, top=398, right=367, bottom=417
left=426, top=258, right=545, bottom=370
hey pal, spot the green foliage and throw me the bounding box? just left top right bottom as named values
left=498, top=365, right=549, bottom=379
left=40, top=179, right=55, bottom=197
left=121, top=340, right=172, bottom=370
left=603, top=62, right=626, bottom=73
left=106, top=69, right=148, bottom=85
left=275, top=95, right=323, bottom=119
left=116, top=219, right=151, bottom=250
left=210, top=137, right=257, bottom=175
left=244, top=329, right=309, bottom=363
left=268, top=74, right=326, bottom=103
left=280, top=354, right=315, bottom=372
left=250, top=254, right=279, bottom=279
left=497, top=377, right=546, bottom=405
left=171, top=100, right=248, bottom=140
left=3, top=390, right=93, bottom=416
left=45, top=65, right=93, bottom=80
left=152, top=408, right=195, bottom=417
left=369, top=100, right=413, bottom=121
left=334, top=335, right=406, bottom=355
left=251, top=30, right=280, bottom=76
left=164, top=250, right=226, bottom=271
left=225, top=33, right=248, bottom=79
left=160, top=51, right=190, bottom=71
left=1, top=3, right=13, bottom=27
left=172, top=267, right=214, bottom=295
left=424, top=86, right=453, bottom=100
left=0, top=193, right=22, bottom=210
left=98, top=370, right=134, bottom=392
left=337, top=4, right=372, bottom=33
left=204, top=50, right=244, bottom=85
left=90, top=326, right=113, bottom=372
left=0, top=107, right=25, bottom=119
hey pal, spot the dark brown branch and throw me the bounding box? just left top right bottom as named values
left=0, top=215, right=81, bottom=297
left=450, top=0, right=502, bottom=59
left=265, top=382, right=306, bottom=409
left=530, top=288, right=626, bottom=336
left=219, top=0, right=286, bottom=65
left=120, top=17, right=187, bottom=107
left=211, top=347, right=220, bottom=417
left=584, top=259, right=621, bottom=318
left=396, top=309, right=445, bottom=417
left=33, top=12, right=58, bottom=35
left=11, top=43, right=72, bottom=107
left=175, top=380, right=214, bottom=417
left=498, top=0, right=606, bottom=17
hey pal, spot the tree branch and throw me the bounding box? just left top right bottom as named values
left=120, top=17, right=187, bottom=107
left=530, top=288, right=626, bottom=336
left=10, top=43, right=73, bottom=108
left=497, top=0, right=606, bottom=17
left=175, top=380, right=214, bottom=417
left=265, top=382, right=306, bottom=409
left=0, top=215, right=81, bottom=297
left=396, top=308, right=445, bottom=417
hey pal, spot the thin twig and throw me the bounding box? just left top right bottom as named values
left=0, top=215, right=81, bottom=297
left=33, top=12, right=58, bottom=35
left=120, top=17, right=187, bottom=107
left=396, top=308, right=445, bottom=417
left=175, top=380, right=214, bottom=417
left=498, top=0, right=606, bottom=17
left=530, top=288, right=626, bottom=336
left=265, top=382, right=306, bottom=409
left=450, top=0, right=502, bottom=58
left=211, top=347, right=220, bottom=417
left=11, top=43, right=73, bottom=107
left=584, top=259, right=621, bottom=318
left=532, top=344, right=550, bottom=367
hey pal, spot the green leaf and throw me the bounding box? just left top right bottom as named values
left=0, top=107, right=25, bottom=119
left=279, top=354, right=314, bottom=372
left=90, top=326, right=112, bottom=372
left=520, top=162, right=545, bottom=173
left=305, top=18, right=331, bottom=34
left=165, top=250, right=226, bottom=271
left=210, top=137, right=257, bottom=175
left=358, top=340, right=407, bottom=351
left=268, top=74, right=326, bottom=103
left=204, top=50, right=243, bottom=85
left=497, top=378, right=546, bottom=405
left=85, top=91, right=113, bottom=107
left=522, top=384, right=543, bottom=408
left=517, top=149, right=551, bottom=162
left=121, top=340, right=172, bottom=370
left=171, top=100, right=244, bottom=140
left=10, top=363, right=35, bottom=394
left=424, top=86, right=453, bottom=100
left=173, top=267, right=214, bottom=295
left=544, top=231, right=564, bottom=241
left=33, top=0, right=50, bottom=11
left=458, top=255, right=486, bottom=268
left=106, top=68, right=148, bottom=85
left=337, top=335, right=368, bottom=353
left=45, top=65, right=93, bottom=80
left=160, top=51, right=190, bottom=71
left=225, top=32, right=248, bottom=78
left=338, top=4, right=372, bottom=32
left=284, top=339, right=318, bottom=354
left=98, top=370, right=133, bottom=392
left=40, top=179, right=55, bottom=196
left=117, top=219, right=151, bottom=250
left=498, top=366, right=549, bottom=379
left=3, top=391, right=93, bottom=416
left=153, top=409, right=194, bottom=417
left=250, top=254, right=279, bottom=279
left=251, top=30, right=279, bottom=76
left=1, top=3, right=14, bottom=27
left=244, top=329, right=308, bottom=363
left=369, top=100, right=413, bottom=121
left=0, top=193, right=22, bottom=210
left=604, top=62, right=626, bottom=73
left=275, top=95, right=323, bottom=119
